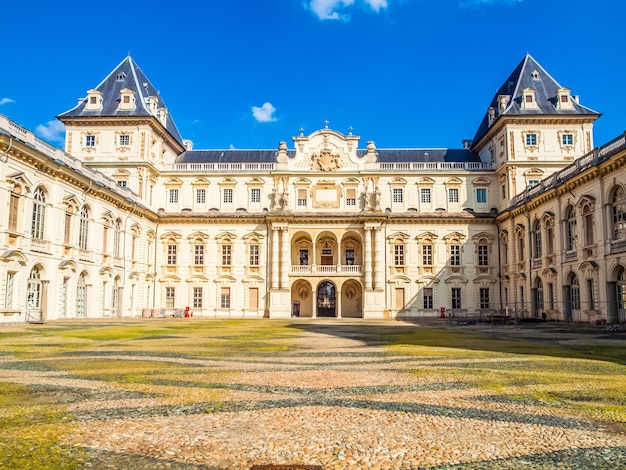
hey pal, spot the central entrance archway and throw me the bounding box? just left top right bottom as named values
left=317, top=281, right=336, bottom=317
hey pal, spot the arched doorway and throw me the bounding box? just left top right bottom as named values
left=26, top=266, right=43, bottom=323
left=616, top=266, right=626, bottom=323
left=317, top=281, right=336, bottom=317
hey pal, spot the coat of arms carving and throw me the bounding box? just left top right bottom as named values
left=311, top=148, right=341, bottom=171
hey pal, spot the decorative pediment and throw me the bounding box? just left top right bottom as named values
left=472, top=177, right=490, bottom=186
left=160, top=231, right=182, bottom=241
left=311, top=147, right=341, bottom=171
left=186, top=274, right=209, bottom=282
left=514, top=224, right=526, bottom=237
left=215, top=231, right=236, bottom=241
left=159, top=275, right=181, bottom=283
left=242, top=231, right=265, bottom=241
left=390, top=177, right=407, bottom=185
left=214, top=274, right=236, bottom=284
left=540, top=211, right=555, bottom=226
left=187, top=231, right=210, bottom=242
left=246, top=177, right=265, bottom=186
left=418, top=177, right=435, bottom=186
left=444, top=177, right=463, bottom=186
left=415, top=231, right=438, bottom=241
left=444, top=275, right=468, bottom=284
left=443, top=231, right=466, bottom=241
left=523, top=168, right=544, bottom=177
left=387, top=231, right=410, bottom=241
left=219, top=177, right=237, bottom=186
left=191, top=177, right=209, bottom=185
left=416, top=275, right=440, bottom=286
left=472, top=231, right=495, bottom=243
left=165, top=177, right=183, bottom=186
left=473, top=275, right=497, bottom=284
left=577, top=194, right=596, bottom=209
left=499, top=229, right=509, bottom=241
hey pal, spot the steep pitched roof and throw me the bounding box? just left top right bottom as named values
left=58, top=56, right=184, bottom=146
left=472, top=54, right=599, bottom=147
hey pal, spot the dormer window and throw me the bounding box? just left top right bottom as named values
left=116, top=72, right=126, bottom=81
left=531, top=70, right=540, bottom=80
left=85, top=89, right=102, bottom=111
left=556, top=87, right=574, bottom=109
left=521, top=87, right=538, bottom=109
left=117, top=88, right=135, bottom=110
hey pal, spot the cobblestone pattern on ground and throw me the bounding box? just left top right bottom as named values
left=0, top=322, right=625, bottom=469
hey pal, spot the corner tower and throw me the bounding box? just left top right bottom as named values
left=471, top=54, right=600, bottom=209
left=57, top=56, right=186, bottom=204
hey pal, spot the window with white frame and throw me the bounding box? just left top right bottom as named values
left=476, top=188, right=487, bottom=203
left=250, top=188, right=261, bottom=204
left=165, top=287, right=175, bottom=308
left=297, top=189, right=307, bottom=207
left=423, top=288, right=433, bottom=309
left=394, top=244, right=404, bottom=266
left=8, top=188, right=20, bottom=231
left=422, top=244, right=433, bottom=266
left=448, top=188, right=459, bottom=203
left=565, top=205, right=576, bottom=251
left=223, top=188, right=233, bottom=204
left=119, top=134, right=130, bottom=146
left=85, top=135, right=95, bottom=147
left=346, top=188, right=356, bottom=206
left=196, top=188, right=206, bottom=204
left=420, top=188, right=431, bottom=204
left=78, top=206, right=89, bottom=250
left=612, top=186, right=626, bottom=240
left=221, top=244, right=231, bottom=265
left=525, top=133, right=537, bottom=146
left=169, top=189, right=179, bottom=204
left=117, top=180, right=127, bottom=188
left=113, top=219, right=121, bottom=257
left=451, top=287, right=462, bottom=309
left=31, top=187, right=46, bottom=240
left=167, top=244, right=177, bottom=265
left=479, top=288, right=490, bottom=309
left=561, top=134, right=573, bottom=146
left=478, top=242, right=488, bottom=266
left=220, top=287, right=231, bottom=308
left=194, top=244, right=204, bottom=265
left=5, top=272, right=14, bottom=308
left=193, top=287, right=203, bottom=308
left=392, top=188, right=403, bottom=204
left=450, top=244, right=461, bottom=266
left=249, top=244, right=259, bottom=266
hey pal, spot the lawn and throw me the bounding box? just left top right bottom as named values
left=0, top=319, right=624, bottom=469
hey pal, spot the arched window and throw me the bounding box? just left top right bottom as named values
left=113, top=219, right=122, bottom=257
left=27, top=267, right=42, bottom=311
left=8, top=184, right=22, bottom=232
left=477, top=238, right=489, bottom=266
left=565, top=205, right=576, bottom=251
left=533, top=220, right=542, bottom=259
left=612, top=186, right=626, bottom=241
left=535, top=278, right=544, bottom=313
left=78, top=206, right=90, bottom=250
left=582, top=203, right=594, bottom=246
left=31, top=187, right=46, bottom=240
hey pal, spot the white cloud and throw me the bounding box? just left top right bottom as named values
left=308, top=0, right=390, bottom=20
left=36, top=120, right=65, bottom=143
left=0, top=97, right=15, bottom=105
left=252, top=102, right=278, bottom=123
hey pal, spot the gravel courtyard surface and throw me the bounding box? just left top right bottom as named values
left=1, top=319, right=625, bottom=469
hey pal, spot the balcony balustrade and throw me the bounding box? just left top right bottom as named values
left=291, top=264, right=362, bottom=275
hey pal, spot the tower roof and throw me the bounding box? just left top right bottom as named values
left=472, top=54, right=599, bottom=147
left=58, top=56, right=184, bottom=146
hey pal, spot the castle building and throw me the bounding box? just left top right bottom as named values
left=1, top=54, right=625, bottom=323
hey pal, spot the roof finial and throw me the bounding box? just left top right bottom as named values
left=348, top=126, right=353, bottom=136
left=299, top=127, right=304, bottom=136
left=324, top=119, right=329, bottom=129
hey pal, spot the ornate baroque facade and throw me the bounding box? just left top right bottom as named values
left=1, top=54, right=625, bottom=323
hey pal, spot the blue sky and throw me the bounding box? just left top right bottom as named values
left=1, top=0, right=624, bottom=150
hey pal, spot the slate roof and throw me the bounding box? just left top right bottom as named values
left=58, top=56, right=184, bottom=146
left=176, top=147, right=477, bottom=164
left=472, top=54, right=599, bottom=146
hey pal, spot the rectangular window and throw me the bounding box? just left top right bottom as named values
left=422, top=244, right=432, bottom=266
left=300, top=249, right=309, bottom=265
left=346, top=188, right=356, bottom=206
left=587, top=279, right=595, bottom=310
left=518, top=237, right=525, bottom=261
left=420, top=188, right=431, bottom=204
left=297, top=189, right=307, bottom=207
left=222, top=244, right=231, bottom=265
left=64, top=212, right=72, bottom=244
left=85, top=135, right=95, bottom=147
left=476, top=188, right=487, bottom=203
left=451, top=288, right=462, bottom=309
left=165, top=287, right=175, bottom=308
left=345, top=249, right=355, bottom=265
left=220, top=287, right=231, bottom=308
left=392, top=188, right=403, bottom=203
left=526, top=134, right=537, bottom=146
left=423, top=288, right=433, bottom=309
left=250, top=188, right=261, bottom=203
left=223, top=188, right=233, bottom=204
left=450, top=245, right=460, bottom=266
left=520, top=286, right=526, bottom=310
left=546, top=227, right=554, bottom=255
left=394, top=244, right=404, bottom=266
left=249, top=244, right=259, bottom=266
left=448, top=188, right=459, bottom=203
left=528, top=180, right=539, bottom=188
left=548, top=283, right=555, bottom=310
left=167, top=245, right=177, bottom=265
left=478, top=245, right=488, bottom=266
left=196, top=188, right=206, bottom=204
left=479, top=288, right=490, bottom=309
left=193, top=287, right=203, bottom=309
left=501, top=185, right=506, bottom=200
left=119, top=135, right=130, bottom=146
left=117, top=180, right=127, bottom=188
left=502, top=243, right=508, bottom=265
left=8, top=193, right=19, bottom=231
left=562, top=134, right=573, bottom=146
left=194, top=245, right=204, bottom=265
left=5, top=272, right=14, bottom=309
left=169, top=189, right=179, bottom=204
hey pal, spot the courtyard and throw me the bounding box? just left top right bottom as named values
left=0, top=318, right=625, bottom=469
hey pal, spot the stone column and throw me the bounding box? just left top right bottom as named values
left=374, top=227, right=384, bottom=290
left=364, top=227, right=372, bottom=290
left=336, top=288, right=342, bottom=318
left=271, top=227, right=279, bottom=289
left=281, top=227, right=290, bottom=289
